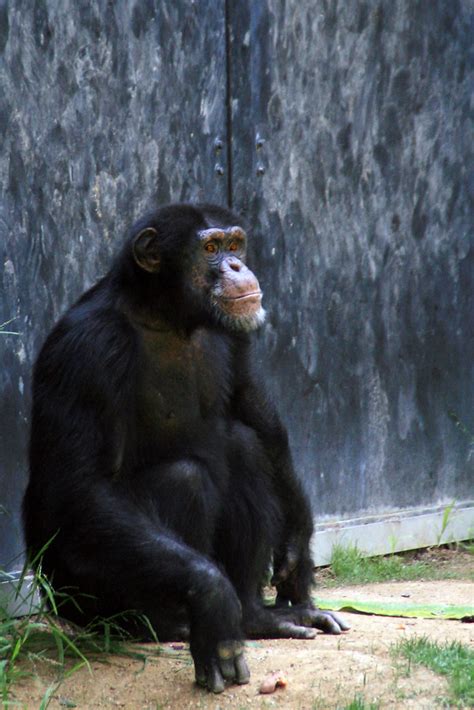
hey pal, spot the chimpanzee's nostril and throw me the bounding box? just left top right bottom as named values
left=230, top=260, right=241, bottom=272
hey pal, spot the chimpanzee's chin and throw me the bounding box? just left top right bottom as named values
left=217, top=306, right=266, bottom=333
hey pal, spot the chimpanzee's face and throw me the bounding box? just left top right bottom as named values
left=131, top=207, right=266, bottom=332
left=193, top=225, right=266, bottom=332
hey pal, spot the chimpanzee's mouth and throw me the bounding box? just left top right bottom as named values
left=223, top=291, right=262, bottom=302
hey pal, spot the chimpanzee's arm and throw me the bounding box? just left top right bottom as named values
left=231, top=342, right=349, bottom=633
left=230, top=344, right=313, bottom=603
left=231, top=359, right=315, bottom=604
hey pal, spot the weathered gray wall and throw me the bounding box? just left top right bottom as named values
left=229, top=1, right=474, bottom=516
left=1, top=0, right=473, bottom=570
left=0, top=0, right=228, bottom=570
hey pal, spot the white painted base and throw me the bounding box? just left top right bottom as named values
left=0, top=572, right=40, bottom=618
left=2, top=501, right=473, bottom=617
left=311, top=500, right=474, bottom=566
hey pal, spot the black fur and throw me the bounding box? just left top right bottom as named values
left=23, top=204, right=342, bottom=693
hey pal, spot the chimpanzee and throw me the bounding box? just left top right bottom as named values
left=23, top=203, right=348, bottom=693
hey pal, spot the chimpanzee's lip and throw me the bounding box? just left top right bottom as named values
left=223, top=291, right=262, bottom=302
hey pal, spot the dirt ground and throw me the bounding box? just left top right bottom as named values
left=12, top=549, right=474, bottom=709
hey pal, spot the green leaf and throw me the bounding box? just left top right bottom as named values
left=314, top=597, right=474, bottom=620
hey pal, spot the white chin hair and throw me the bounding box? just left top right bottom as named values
left=214, top=306, right=266, bottom=333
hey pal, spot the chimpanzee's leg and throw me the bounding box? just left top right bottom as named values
left=121, top=458, right=224, bottom=639
left=46, top=459, right=224, bottom=640
left=34, top=457, right=250, bottom=692
left=129, top=458, right=222, bottom=555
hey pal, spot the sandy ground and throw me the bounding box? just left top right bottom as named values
left=11, top=552, right=474, bottom=709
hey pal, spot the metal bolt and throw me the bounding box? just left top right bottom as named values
left=214, top=138, right=224, bottom=153
left=256, top=164, right=265, bottom=176
left=215, top=163, right=224, bottom=176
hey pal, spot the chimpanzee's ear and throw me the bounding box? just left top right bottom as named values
left=132, top=228, right=161, bottom=273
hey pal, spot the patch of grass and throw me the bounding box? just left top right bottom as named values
left=326, top=545, right=434, bottom=585
left=461, top=540, right=474, bottom=555
left=437, top=500, right=456, bottom=545
left=0, top=559, right=163, bottom=707
left=394, top=636, right=474, bottom=706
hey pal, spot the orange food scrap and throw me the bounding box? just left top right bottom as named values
left=259, top=672, right=288, bottom=694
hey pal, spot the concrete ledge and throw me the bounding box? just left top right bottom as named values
left=2, top=501, right=473, bottom=616
left=311, top=500, right=474, bottom=566
left=0, top=573, right=40, bottom=619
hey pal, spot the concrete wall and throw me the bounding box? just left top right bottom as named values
left=0, top=0, right=228, bottom=569
left=230, top=0, right=474, bottom=521
left=1, top=1, right=473, bottom=570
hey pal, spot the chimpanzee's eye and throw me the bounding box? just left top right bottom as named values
left=205, top=242, right=218, bottom=254
left=229, top=242, right=239, bottom=252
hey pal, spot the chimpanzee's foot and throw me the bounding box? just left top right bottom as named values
left=244, top=602, right=350, bottom=638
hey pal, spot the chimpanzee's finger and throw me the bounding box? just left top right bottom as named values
left=307, top=609, right=349, bottom=634
left=235, top=651, right=251, bottom=685
left=194, top=662, right=207, bottom=688
left=277, top=620, right=317, bottom=639
left=208, top=660, right=225, bottom=694
left=218, top=646, right=236, bottom=682
left=217, top=642, right=250, bottom=685
left=271, top=545, right=299, bottom=585
left=324, top=610, right=351, bottom=631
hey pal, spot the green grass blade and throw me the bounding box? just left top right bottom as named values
left=39, top=682, right=59, bottom=710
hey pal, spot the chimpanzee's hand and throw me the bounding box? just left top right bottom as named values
left=192, top=639, right=250, bottom=693
left=189, top=572, right=250, bottom=693
left=272, top=600, right=350, bottom=634
left=244, top=601, right=349, bottom=639
left=271, top=536, right=350, bottom=635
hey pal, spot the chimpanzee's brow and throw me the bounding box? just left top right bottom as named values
left=198, top=228, right=247, bottom=241
left=198, top=228, right=226, bottom=240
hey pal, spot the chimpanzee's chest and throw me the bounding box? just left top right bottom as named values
left=136, top=326, right=233, bottom=444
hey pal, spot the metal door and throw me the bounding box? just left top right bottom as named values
left=228, top=1, right=474, bottom=544
left=1, top=1, right=473, bottom=574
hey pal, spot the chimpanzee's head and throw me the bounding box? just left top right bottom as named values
left=128, top=203, right=266, bottom=332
